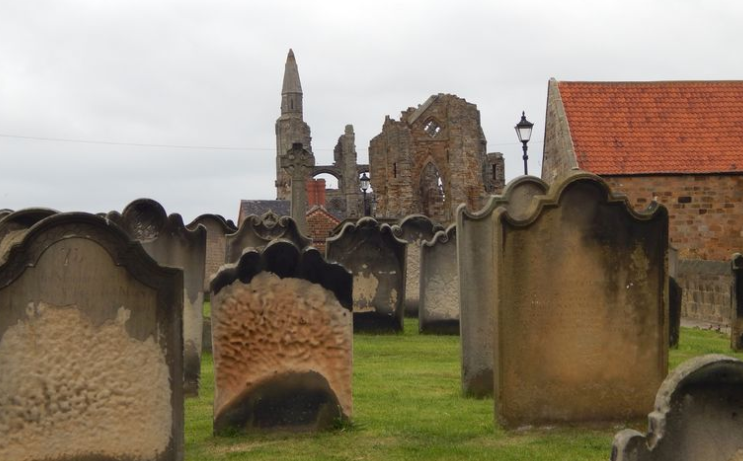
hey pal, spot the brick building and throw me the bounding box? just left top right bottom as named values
left=542, top=79, right=743, bottom=261
left=369, top=94, right=505, bottom=224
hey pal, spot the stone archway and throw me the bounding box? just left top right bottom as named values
left=419, top=162, right=446, bottom=221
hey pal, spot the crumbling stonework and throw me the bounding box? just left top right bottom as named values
left=369, top=94, right=505, bottom=224
left=187, top=214, right=237, bottom=292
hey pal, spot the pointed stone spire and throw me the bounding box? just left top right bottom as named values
left=282, top=49, right=303, bottom=95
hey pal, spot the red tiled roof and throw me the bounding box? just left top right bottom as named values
left=558, top=81, right=743, bottom=174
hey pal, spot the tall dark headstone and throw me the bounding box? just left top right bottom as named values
left=0, top=212, right=183, bottom=461
left=456, top=176, right=548, bottom=397
left=493, top=172, right=668, bottom=427
left=732, top=253, right=743, bottom=351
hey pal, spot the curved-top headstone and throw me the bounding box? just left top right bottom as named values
left=0, top=208, right=58, bottom=263
left=327, top=217, right=407, bottom=332
left=612, top=354, right=743, bottom=461
left=108, top=199, right=206, bottom=397
left=493, top=172, right=668, bottom=427
left=186, top=214, right=237, bottom=292
left=0, top=209, right=13, bottom=220
left=0, top=212, right=183, bottom=461
left=419, top=224, right=458, bottom=334
left=456, top=175, right=548, bottom=397
left=210, top=240, right=352, bottom=433
left=391, top=214, right=444, bottom=317
left=225, top=211, right=312, bottom=264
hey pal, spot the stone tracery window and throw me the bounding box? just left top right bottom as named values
left=424, top=119, right=442, bottom=138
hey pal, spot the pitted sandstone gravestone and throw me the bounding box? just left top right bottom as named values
left=611, top=354, right=743, bottom=461
left=0, top=212, right=184, bottom=461
left=225, top=211, right=312, bottom=264
left=0, top=208, right=58, bottom=263
left=493, top=172, right=668, bottom=427
left=326, top=217, right=407, bottom=332
left=108, top=199, right=206, bottom=397
left=391, top=215, right=444, bottom=317
left=186, top=214, right=237, bottom=292
left=732, top=254, right=743, bottom=351
left=419, top=225, right=459, bottom=335
left=456, top=175, right=548, bottom=397
left=210, top=240, right=352, bottom=433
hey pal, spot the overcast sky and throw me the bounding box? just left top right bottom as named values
left=1, top=0, right=741, bottom=223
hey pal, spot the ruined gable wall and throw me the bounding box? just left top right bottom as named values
left=541, top=79, right=578, bottom=184
left=369, top=117, right=414, bottom=219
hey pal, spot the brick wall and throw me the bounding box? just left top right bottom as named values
left=307, top=207, right=340, bottom=253
left=677, top=259, right=735, bottom=326
left=604, top=174, right=743, bottom=261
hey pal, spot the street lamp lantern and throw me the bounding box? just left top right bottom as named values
left=515, top=111, right=534, bottom=175
left=360, top=172, right=370, bottom=216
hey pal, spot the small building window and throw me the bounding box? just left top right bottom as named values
left=678, top=196, right=692, bottom=204
left=393, top=162, right=397, bottom=178
left=424, top=120, right=442, bottom=138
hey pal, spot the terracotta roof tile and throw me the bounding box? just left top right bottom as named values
left=558, top=81, right=743, bottom=174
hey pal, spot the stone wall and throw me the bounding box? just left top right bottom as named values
left=676, top=259, right=735, bottom=326
left=541, top=78, right=579, bottom=183
left=604, top=175, right=743, bottom=261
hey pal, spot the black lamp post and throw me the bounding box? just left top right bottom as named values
left=360, top=172, right=370, bottom=216
left=515, top=111, right=534, bottom=176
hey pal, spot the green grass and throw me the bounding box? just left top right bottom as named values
left=185, top=320, right=743, bottom=460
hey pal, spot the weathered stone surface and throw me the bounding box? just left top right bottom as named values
left=732, top=254, right=743, bottom=351
left=369, top=94, right=506, bottom=224
left=0, top=212, right=183, bottom=461
left=108, top=199, right=206, bottom=397
left=186, top=214, right=237, bottom=292
left=210, top=240, right=352, bottom=433
left=225, top=211, right=311, bottom=264
left=326, top=217, right=407, bottom=332
left=391, top=214, right=444, bottom=317
left=456, top=175, right=548, bottom=397
left=281, top=143, right=315, bottom=234
left=0, top=208, right=58, bottom=263
left=493, top=172, right=668, bottom=427
left=677, top=259, right=735, bottom=327
left=419, top=224, right=458, bottom=335
left=612, top=354, right=743, bottom=461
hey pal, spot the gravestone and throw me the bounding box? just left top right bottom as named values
left=391, top=215, right=443, bottom=317
left=493, top=172, right=668, bottom=427
left=0, top=209, right=12, bottom=220
left=186, top=214, right=237, bottom=292
left=108, top=199, right=206, bottom=397
left=326, top=217, right=407, bottom=332
left=611, top=354, right=743, bottom=461
left=225, top=211, right=311, bottom=264
left=419, top=224, right=459, bottom=335
left=210, top=240, right=352, bottom=433
left=280, top=142, right=315, bottom=235
left=733, top=253, right=743, bottom=351
left=669, top=277, right=682, bottom=348
left=0, top=208, right=58, bottom=263
left=0, top=212, right=183, bottom=461
left=456, top=175, right=548, bottom=397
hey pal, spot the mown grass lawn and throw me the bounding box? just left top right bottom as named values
left=185, top=318, right=742, bottom=461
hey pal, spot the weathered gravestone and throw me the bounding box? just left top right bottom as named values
left=326, top=217, right=407, bottom=332
left=210, top=240, right=352, bottom=433
left=0, top=208, right=58, bottom=263
left=186, top=214, right=237, bottom=292
left=391, top=215, right=444, bottom=317
left=732, top=253, right=743, bottom=351
left=419, top=224, right=459, bottom=335
left=0, top=212, right=184, bottom=461
left=611, top=354, right=743, bottom=461
left=493, top=172, right=668, bottom=427
left=669, top=277, right=682, bottom=349
left=0, top=209, right=12, bottom=220
left=108, top=199, right=206, bottom=397
left=225, top=211, right=311, bottom=264
left=456, top=175, right=548, bottom=397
